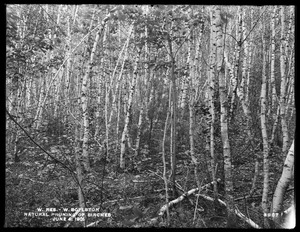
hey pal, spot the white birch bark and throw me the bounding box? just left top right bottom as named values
left=120, top=47, right=141, bottom=169
left=261, top=25, right=270, bottom=227
left=216, top=6, right=236, bottom=226
left=270, top=6, right=278, bottom=109
left=208, top=6, right=218, bottom=202
left=279, top=6, right=289, bottom=160
left=81, top=8, right=117, bottom=172
left=229, top=6, right=242, bottom=120
left=272, top=141, right=294, bottom=217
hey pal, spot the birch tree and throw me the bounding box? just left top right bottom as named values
left=271, top=140, right=294, bottom=227
left=215, top=6, right=236, bottom=227
left=134, top=15, right=150, bottom=157
left=261, top=21, right=270, bottom=228
left=167, top=32, right=177, bottom=197
left=279, top=6, right=289, bottom=160
left=269, top=6, right=277, bottom=111
left=120, top=43, right=141, bottom=169
left=208, top=6, right=218, bottom=203
left=235, top=7, right=259, bottom=196
left=188, top=15, right=204, bottom=190
left=80, top=8, right=117, bottom=172
left=229, top=6, right=242, bottom=120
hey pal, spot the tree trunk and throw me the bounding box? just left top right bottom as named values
left=75, top=119, right=86, bottom=226
left=215, top=6, right=236, bottom=227
left=134, top=104, right=144, bottom=157
left=189, top=17, right=204, bottom=190
left=167, top=33, right=177, bottom=198
left=95, top=23, right=108, bottom=139
left=179, top=33, right=191, bottom=113
left=81, top=8, right=116, bottom=172
left=208, top=6, right=218, bottom=204
left=34, top=74, right=46, bottom=129
left=108, top=23, right=134, bottom=125
left=271, top=140, right=294, bottom=226
left=120, top=48, right=141, bottom=169
left=270, top=6, right=277, bottom=111
left=134, top=19, right=150, bottom=158
left=234, top=8, right=258, bottom=197
left=279, top=6, right=289, bottom=161
left=162, top=82, right=172, bottom=225
left=229, top=7, right=243, bottom=121
left=261, top=24, right=270, bottom=228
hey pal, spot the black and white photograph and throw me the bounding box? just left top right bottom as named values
left=5, top=4, right=295, bottom=228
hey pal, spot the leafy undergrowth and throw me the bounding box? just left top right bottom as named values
left=5, top=133, right=293, bottom=228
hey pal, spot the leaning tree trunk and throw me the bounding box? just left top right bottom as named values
left=108, top=23, right=134, bottom=126
left=279, top=6, right=289, bottom=162
left=271, top=140, right=294, bottom=227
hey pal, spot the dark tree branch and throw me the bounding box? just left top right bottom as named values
left=6, top=108, right=87, bottom=208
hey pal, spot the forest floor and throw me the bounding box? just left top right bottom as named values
left=5, top=138, right=294, bottom=228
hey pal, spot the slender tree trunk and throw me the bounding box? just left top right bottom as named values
left=208, top=7, right=218, bottom=203
left=279, top=6, right=289, bottom=161
left=80, top=8, right=117, bottom=172
left=65, top=9, right=72, bottom=112
left=179, top=34, right=191, bottom=113
left=215, top=7, right=236, bottom=227
left=286, top=75, right=294, bottom=129
left=34, top=74, right=46, bottom=129
left=245, top=8, right=254, bottom=104
left=234, top=9, right=258, bottom=197
left=9, top=75, right=21, bottom=162
left=270, top=107, right=280, bottom=146
left=188, top=86, right=201, bottom=189
left=270, top=7, right=277, bottom=111
left=134, top=104, right=144, bottom=157
left=167, top=34, right=177, bottom=198
left=116, top=85, right=122, bottom=142
left=104, top=70, right=110, bottom=158
left=53, top=68, right=63, bottom=118
left=95, top=23, right=108, bottom=138
left=189, top=18, right=204, bottom=190
left=162, top=83, right=172, bottom=225
left=261, top=25, right=270, bottom=228
left=229, top=7, right=242, bottom=121
left=134, top=19, right=150, bottom=158
left=108, top=23, right=134, bottom=125
left=74, top=74, right=86, bottom=226
left=120, top=47, right=141, bottom=169
left=146, top=84, right=155, bottom=144
left=75, top=122, right=85, bottom=226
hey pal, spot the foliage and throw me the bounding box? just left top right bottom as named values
left=5, top=4, right=294, bottom=228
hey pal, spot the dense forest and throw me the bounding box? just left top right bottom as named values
left=6, top=5, right=295, bottom=228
